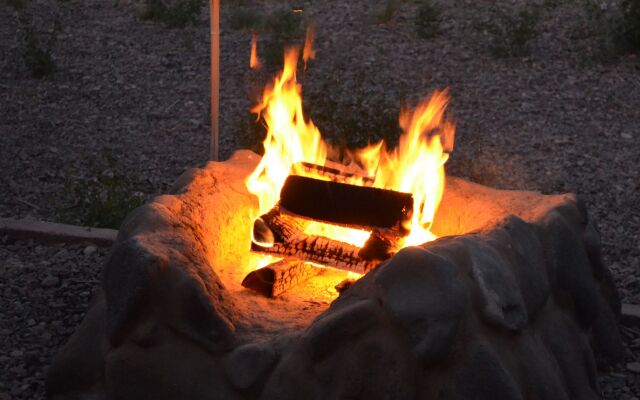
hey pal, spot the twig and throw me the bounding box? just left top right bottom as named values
left=18, top=198, right=40, bottom=210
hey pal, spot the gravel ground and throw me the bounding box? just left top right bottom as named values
left=0, top=239, right=106, bottom=399
left=0, top=0, right=638, bottom=398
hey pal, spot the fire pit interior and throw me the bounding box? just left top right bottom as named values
left=46, top=41, right=623, bottom=400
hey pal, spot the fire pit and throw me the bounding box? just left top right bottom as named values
left=47, top=43, right=623, bottom=400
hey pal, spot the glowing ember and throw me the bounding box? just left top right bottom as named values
left=246, top=41, right=455, bottom=257
left=250, top=33, right=262, bottom=70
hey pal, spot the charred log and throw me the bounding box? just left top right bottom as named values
left=252, top=208, right=394, bottom=273
left=252, top=238, right=377, bottom=274
left=293, top=161, right=375, bottom=186
left=334, top=278, right=356, bottom=294
left=242, top=259, right=322, bottom=297
left=256, top=208, right=305, bottom=244
left=279, top=175, right=413, bottom=235
left=358, top=231, right=398, bottom=261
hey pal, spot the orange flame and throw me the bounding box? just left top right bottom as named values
left=302, top=26, right=316, bottom=70
left=250, top=33, right=262, bottom=70
left=246, top=46, right=454, bottom=252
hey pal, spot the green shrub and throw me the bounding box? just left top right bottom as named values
left=3, top=0, right=29, bottom=11
left=415, top=0, right=440, bottom=39
left=58, top=153, right=149, bottom=229
left=374, top=0, right=400, bottom=24
left=575, top=0, right=639, bottom=60
left=571, top=0, right=618, bottom=61
left=142, top=0, right=204, bottom=28
left=265, top=8, right=303, bottom=37
left=17, top=11, right=58, bottom=79
left=615, top=0, right=640, bottom=54
left=23, top=31, right=56, bottom=78
left=304, top=92, right=403, bottom=150
left=236, top=112, right=267, bottom=154
left=228, top=6, right=263, bottom=30
left=481, top=6, right=540, bottom=58
left=262, top=9, right=304, bottom=67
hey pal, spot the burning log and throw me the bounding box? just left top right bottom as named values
left=242, top=258, right=321, bottom=297
left=252, top=207, right=396, bottom=274
left=250, top=175, right=414, bottom=276
left=293, top=161, right=375, bottom=186
left=279, top=175, right=413, bottom=235
left=252, top=209, right=307, bottom=246
left=358, top=231, right=398, bottom=260
left=252, top=234, right=377, bottom=274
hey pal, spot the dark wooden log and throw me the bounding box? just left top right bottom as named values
left=358, top=231, right=398, bottom=261
left=335, top=278, right=356, bottom=294
left=251, top=209, right=392, bottom=273
left=242, top=258, right=322, bottom=297
left=279, top=175, right=413, bottom=235
left=293, top=161, right=375, bottom=186
left=253, top=208, right=305, bottom=245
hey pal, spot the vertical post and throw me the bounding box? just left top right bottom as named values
left=210, top=0, right=220, bottom=161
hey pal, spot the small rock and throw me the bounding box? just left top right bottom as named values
left=41, top=275, right=60, bottom=288
left=39, top=332, right=52, bottom=344
left=626, top=362, right=640, bottom=373
left=224, top=343, right=276, bottom=390
left=621, top=133, right=632, bottom=139
left=10, top=350, right=23, bottom=357
left=83, top=245, right=97, bottom=256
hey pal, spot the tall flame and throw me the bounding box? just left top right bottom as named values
left=302, top=26, right=316, bottom=70
left=246, top=46, right=454, bottom=250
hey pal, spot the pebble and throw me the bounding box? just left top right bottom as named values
left=41, top=275, right=60, bottom=288
left=10, top=350, right=23, bottom=357
left=83, top=245, right=97, bottom=256
left=627, top=362, right=640, bottom=373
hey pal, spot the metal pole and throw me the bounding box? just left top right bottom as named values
left=210, top=0, right=220, bottom=161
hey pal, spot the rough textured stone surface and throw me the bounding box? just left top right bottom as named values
left=47, top=151, right=623, bottom=400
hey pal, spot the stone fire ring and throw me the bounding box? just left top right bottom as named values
left=47, top=150, right=623, bottom=400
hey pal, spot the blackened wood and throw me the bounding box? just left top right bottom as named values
left=358, top=231, right=398, bottom=261
left=252, top=237, right=377, bottom=274
left=279, top=175, right=413, bottom=235
left=258, top=208, right=305, bottom=243
left=252, top=217, right=275, bottom=246
left=293, top=161, right=375, bottom=185
left=335, top=278, right=356, bottom=294
left=242, top=259, right=321, bottom=297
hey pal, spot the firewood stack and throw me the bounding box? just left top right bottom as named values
left=242, top=162, right=414, bottom=297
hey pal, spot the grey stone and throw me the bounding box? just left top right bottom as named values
left=461, top=237, right=528, bottom=331
left=374, top=246, right=466, bottom=365
left=305, top=299, right=382, bottom=360
left=627, top=362, right=640, bottom=373
left=46, top=291, right=107, bottom=396
left=224, top=343, right=277, bottom=390
left=538, top=209, right=600, bottom=328
left=41, top=274, right=60, bottom=288
left=83, top=245, right=97, bottom=256
left=454, top=345, right=524, bottom=400
left=538, top=306, right=601, bottom=399
left=46, top=158, right=624, bottom=400
left=494, top=215, right=550, bottom=320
